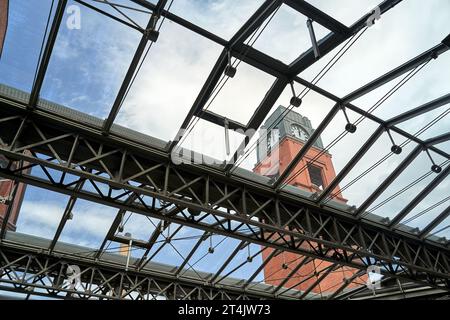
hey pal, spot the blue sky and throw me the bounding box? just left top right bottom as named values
left=0, top=0, right=450, bottom=287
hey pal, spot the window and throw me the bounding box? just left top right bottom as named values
left=291, top=124, right=309, bottom=141
left=308, top=165, right=324, bottom=190
left=266, top=129, right=279, bottom=152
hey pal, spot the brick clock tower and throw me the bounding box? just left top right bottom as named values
left=254, top=106, right=364, bottom=296
left=0, top=0, right=8, bottom=58
left=0, top=155, right=27, bottom=231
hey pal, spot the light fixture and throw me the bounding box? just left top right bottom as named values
left=342, top=106, right=357, bottom=133
left=224, top=51, right=236, bottom=78
left=289, top=81, right=302, bottom=107
left=387, top=130, right=402, bottom=154
left=425, top=149, right=442, bottom=173
left=0, top=154, right=8, bottom=169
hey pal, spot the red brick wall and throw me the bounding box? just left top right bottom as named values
left=0, top=0, right=8, bottom=58
left=255, top=137, right=367, bottom=294
left=0, top=179, right=27, bottom=231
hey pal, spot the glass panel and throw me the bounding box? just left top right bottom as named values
left=334, top=134, right=418, bottom=209
left=218, top=243, right=264, bottom=283
left=427, top=216, right=450, bottom=240
left=170, top=0, right=265, bottom=40
left=251, top=4, right=330, bottom=64
left=352, top=53, right=450, bottom=121
left=180, top=236, right=242, bottom=276
left=307, top=0, right=382, bottom=26
left=57, top=199, right=117, bottom=249
left=79, top=0, right=151, bottom=28
left=207, top=61, right=275, bottom=124
left=38, top=0, right=143, bottom=117
left=396, top=104, right=450, bottom=141
left=0, top=0, right=55, bottom=92
left=115, top=20, right=222, bottom=141
left=399, top=174, right=450, bottom=230
left=364, top=152, right=448, bottom=221
left=15, top=185, right=66, bottom=240
left=300, top=0, right=450, bottom=98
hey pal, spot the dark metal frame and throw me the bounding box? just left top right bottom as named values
left=0, top=0, right=449, bottom=300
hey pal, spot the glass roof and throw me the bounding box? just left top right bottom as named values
left=0, top=0, right=449, bottom=300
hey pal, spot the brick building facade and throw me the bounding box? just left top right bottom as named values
left=254, top=106, right=365, bottom=295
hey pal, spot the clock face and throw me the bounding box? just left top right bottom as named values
left=291, top=124, right=309, bottom=141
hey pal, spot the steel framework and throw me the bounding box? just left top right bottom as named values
left=0, top=0, right=449, bottom=299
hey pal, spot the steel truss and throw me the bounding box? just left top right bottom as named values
left=0, top=0, right=449, bottom=300
left=0, top=244, right=265, bottom=300
left=0, top=103, right=448, bottom=292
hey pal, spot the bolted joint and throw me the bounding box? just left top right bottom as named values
left=431, top=164, right=442, bottom=173
left=224, top=65, right=236, bottom=78
left=290, top=96, right=302, bottom=108
left=391, top=145, right=402, bottom=155
left=144, top=28, right=159, bottom=42
left=345, top=123, right=357, bottom=133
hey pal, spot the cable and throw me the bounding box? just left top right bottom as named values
left=402, top=195, right=450, bottom=225
left=92, top=0, right=151, bottom=14
left=429, top=225, right=450, bottom=237
left=101, top=0, right=143, bottom=30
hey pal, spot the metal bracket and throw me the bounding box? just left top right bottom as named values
left=306, top=19, right=320, bottom=59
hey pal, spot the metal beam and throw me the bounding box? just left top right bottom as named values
left=283, top=0, right=349, bottom=35
left=74, top=0, right=143, bottom=32
left=288, top=0, right=403, bottom=76
left=298, top=263, right=338, bottom=299
left=426, top=133, right=450, bottom=147
left=0, top=243, right=278, bottom=300
left=326, top=269, right=366, bottom=299
left=272, top=256, right=312, bottom=294
left=102, top=0, right=168, bottom=134
left=29, top=0, right=68, bottom=109
left=48, top=178, right=87, bottom=252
